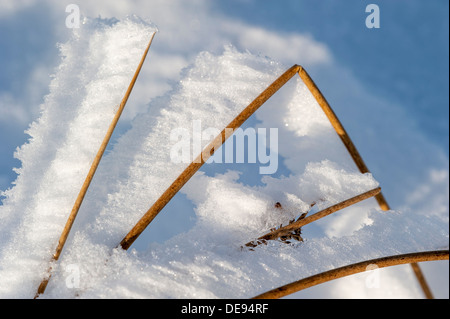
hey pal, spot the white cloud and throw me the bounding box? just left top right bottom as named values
left=222, top=21, right=332, bottom=66
left=404, top=168, right=450, bottom=220
left=0, top=62, right=53, bottom=126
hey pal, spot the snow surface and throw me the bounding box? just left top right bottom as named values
left=0, top=17, right=448, bottom=299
